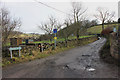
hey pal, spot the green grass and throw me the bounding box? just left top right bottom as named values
left=87, top=24, right=118, bottom=34
left=68, top=35, right=95, bottom=39
left=5, top=24, right=118, bottom=46
left=6, top=43, right=10, bottom=46
left=33, top=40, right=54, bottom=44
left=33, top=35, right=95, bottom=44
left=7, top=35, right=95, bottom=45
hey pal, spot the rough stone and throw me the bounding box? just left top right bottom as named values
left=110, top=32, right=119, bottom=59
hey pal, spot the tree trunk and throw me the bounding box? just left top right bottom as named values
left=102, top=22, right=104, bottom=30
left=50, top=34, right=53, bottom=43
left=65, top=38, right=68, bottom=47
left=76, top=29, right=79, bottom=40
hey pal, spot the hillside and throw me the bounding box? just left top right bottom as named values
left=58, top=23, right=118, bottom=37
left=9, top=31, right=40, bottom=39
left=87, top=24, right=118, bottom=34
left=9, top=23, right=118, bottom=40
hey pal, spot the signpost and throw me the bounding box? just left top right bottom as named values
left=9, top=47, right=22, bottom=59
left=53, top=29, right=57, bottom=49
left=54, top=37, right=57, bottom=40
left=113, top=26, right=117, bottom=32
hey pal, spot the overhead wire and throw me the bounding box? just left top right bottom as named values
left=33, top=0, right=71, bottom=16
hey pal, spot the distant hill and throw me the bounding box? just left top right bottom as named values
left=9, top=31, right=41, bottom=39
left=87, top=24, right=118, bottom=34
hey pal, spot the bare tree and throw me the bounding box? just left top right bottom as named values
left=71, top=2, right=87, bottom=23
left=39, top=15, right=61, bottom=34
left=63, top=18, right=73, bottom=46
left=38, top=15, right=62, bottom=41
left=107, top=11, right=115, bottom=27
left=0, top=8, right=21, bottom=46
left=82, top=19, right=98, bottom=28
left=71, top=2, right=87, bottom=39
left=94, top=7, right=115, bottom=30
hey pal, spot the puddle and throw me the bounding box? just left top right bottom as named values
left=86, top=68, right=95, bottom=72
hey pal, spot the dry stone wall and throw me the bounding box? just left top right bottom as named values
left=110, top=32, right=119, bottom=59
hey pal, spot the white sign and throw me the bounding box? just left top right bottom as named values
left=9, top=47, right=22, bottom=59
left=113, top=27, right=116, bottom=32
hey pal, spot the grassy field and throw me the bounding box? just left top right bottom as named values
left=10, top=33, right=40, bottom=39
left=87, top=24, right=118, bottom=34
left=5, top=35, right=95, bottom=46
left=33, top=35, right=95, bottom=44
left=6, top=23, right=118, bottom=46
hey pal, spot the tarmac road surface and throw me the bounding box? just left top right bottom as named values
left=2, top=38, right=119, bottom=78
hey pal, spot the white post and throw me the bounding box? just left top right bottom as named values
left=19, top=49, right=21, bottom=57
left=10, top=50, right=12, bottom=59
left=41, top=43, right=43, bottom=52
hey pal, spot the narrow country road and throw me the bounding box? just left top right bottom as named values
left=2, top=38, right=119, bottom=78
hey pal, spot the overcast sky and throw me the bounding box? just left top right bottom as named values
left=1, top=0, right=118, bottom=34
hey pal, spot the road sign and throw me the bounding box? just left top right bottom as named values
left=54, top=37, right=57, bottom=40
left=53, top=29, right=57, bottom=33
left=9, top=47, right=22, bottom=51
left=53, top=29, right=57, bottom=49
left=9, top=47, right=22, bottom=59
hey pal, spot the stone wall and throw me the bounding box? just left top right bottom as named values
left=20, top=44, right=39, bottom=56
left=57, top=36, right=98, bottom=47
left=2, top=36, right=98, bottom=58
left=110, top=32, right=119, bottom=59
